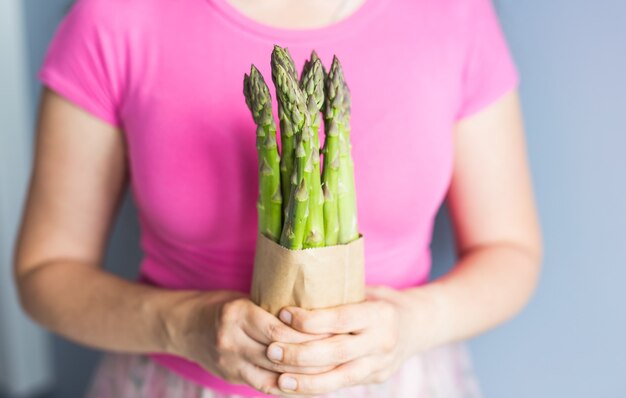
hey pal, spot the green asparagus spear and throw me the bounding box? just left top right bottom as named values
left=271, top=46, right=300, bottom=216
left=326, top=56, right=359, bottom=244
left=321, top=57, right=342, bottom=245
left=300, top=50, right=326, bottom=85
left=272, top=59, right=310, bottom=249
left=272, top=45, right=298, bottom=81
left=243, top=66, right=282, bottom=242
left=300, top=57, right=325, bottom=248
left=281, top=119, right=311, bottom=249
left=338, top=81, right=359, bottom=243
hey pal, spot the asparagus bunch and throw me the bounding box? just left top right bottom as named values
left=243, top=46, right=359, bottom=249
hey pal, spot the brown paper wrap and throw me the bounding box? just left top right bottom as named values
left=250, top=234, right=365, bottom=316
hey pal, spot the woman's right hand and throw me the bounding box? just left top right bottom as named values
left=165, top=290, right=333, bottom=395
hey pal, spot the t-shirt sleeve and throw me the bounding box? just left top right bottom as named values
left=38, top=0, right=127, bottom=127
left=455, top=0, right=519, bottom=120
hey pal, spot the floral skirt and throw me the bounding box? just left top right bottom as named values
left=85, top=344, right=482, bottom=398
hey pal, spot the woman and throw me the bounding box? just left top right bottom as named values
left=14, top=0, right=542, bottom=396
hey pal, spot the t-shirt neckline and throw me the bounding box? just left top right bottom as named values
left=206, top=0, right=387, bottom=42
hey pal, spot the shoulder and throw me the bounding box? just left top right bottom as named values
left=396, top=0, right=494, bottom=37
left=435, top=0, right=497, bottom=16
left=424, top=0, right=504, bottom=48
left=64, top=0, right=164, bottom=34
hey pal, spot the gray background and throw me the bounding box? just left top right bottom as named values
left=8, top=0, right=626, bottom=396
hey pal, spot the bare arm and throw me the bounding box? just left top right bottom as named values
left=14, top=88, right=199, bottom=353
left=14, top=89, right=324, bottom=396
left=408, top=89, right=542, bottom=346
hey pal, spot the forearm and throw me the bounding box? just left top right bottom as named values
left=404, top=243, right=541, bottom=351
left=15, top=260, right=221, bottom=355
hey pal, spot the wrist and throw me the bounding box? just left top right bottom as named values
left=402, top=282, right=450, bottom=352
left=157, top=289, right=243, bottom=356
left=151, top=289, right=205, bottom=355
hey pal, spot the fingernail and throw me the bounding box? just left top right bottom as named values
left=280, top=376, right=297, bottom=391
left=267, top=345, right=283, bottom=361
left=279, top=309, right=292, bottom=325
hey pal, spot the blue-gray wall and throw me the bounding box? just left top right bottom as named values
left=18, top=0, right=626, bottom=397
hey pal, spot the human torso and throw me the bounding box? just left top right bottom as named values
left=117, top=0, right=468, bottom=293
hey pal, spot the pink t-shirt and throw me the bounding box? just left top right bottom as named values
left=39, top=0, right=517, bottom=395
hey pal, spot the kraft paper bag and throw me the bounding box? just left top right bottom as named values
left=250, top=234, right=366, bottom=316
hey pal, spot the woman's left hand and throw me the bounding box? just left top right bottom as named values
left=267, top=285, right=432, bottom=396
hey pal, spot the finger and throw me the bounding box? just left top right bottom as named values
left=279, top=302, right=379, bottom=334
left=242, top=335, right=337, bottom=375
left=277, top=357, right=374, bottom=395
left=268, top=333, right=372, bottom=368
left=243, top=304, right=323, bottom=345
left=237, top=361, right=283, bottom=396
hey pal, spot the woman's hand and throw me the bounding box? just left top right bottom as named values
left=165, top=290, right=334, bottom=396
left=266, top=285, right=432, bottom=395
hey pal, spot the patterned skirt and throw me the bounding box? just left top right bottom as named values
left=85, top=343, right=483, bottom=398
